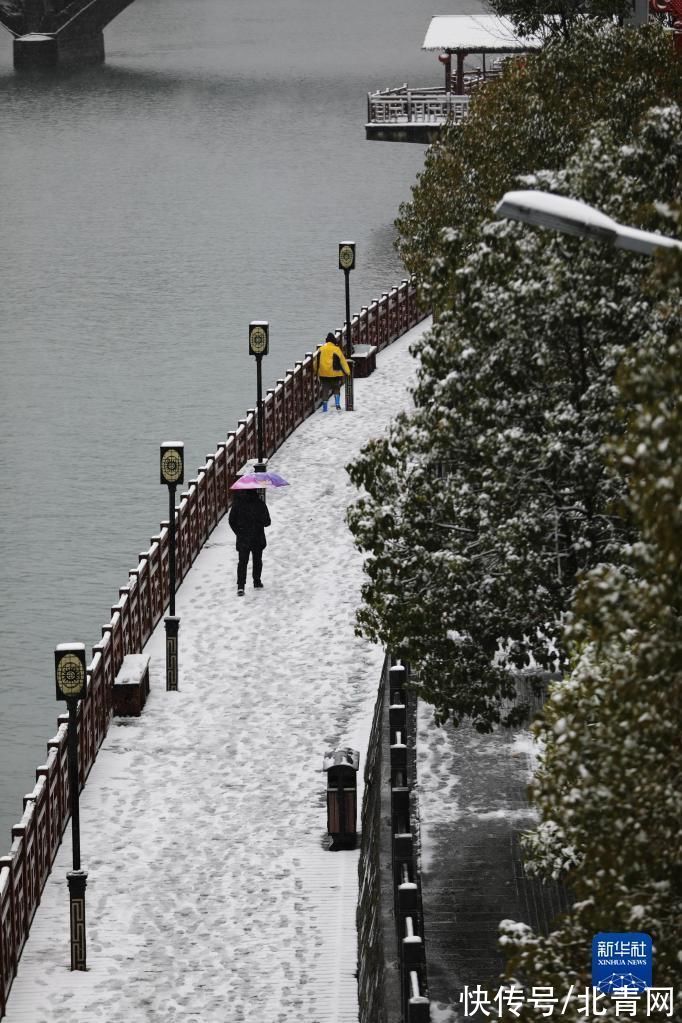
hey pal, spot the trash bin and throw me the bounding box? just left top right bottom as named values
left=323, top=747, right=360, bottom=846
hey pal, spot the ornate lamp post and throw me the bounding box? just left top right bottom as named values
left=160, top=441, right=184, bottom=691
left=338, top=241, right=356, bottom=411
left=54, top=642, right=88, bottom=971
left=248, top=321, right=269, bottom=472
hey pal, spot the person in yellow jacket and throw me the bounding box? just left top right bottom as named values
left=317, top=331, right=351, bottom=412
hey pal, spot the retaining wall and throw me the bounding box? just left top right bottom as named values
left=0, top=277, right=426, bottom=1018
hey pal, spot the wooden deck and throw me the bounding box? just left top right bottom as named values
left=366, top=17, right=527, bottom=145
left=366, top=87, right=471, bottom=143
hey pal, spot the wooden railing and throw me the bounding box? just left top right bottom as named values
left=367, top=87, right=471, bottom=126
left=0, top=276, right=426, bottom=1019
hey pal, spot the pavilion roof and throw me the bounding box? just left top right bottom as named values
left=422, top=14, right=544, bottom=53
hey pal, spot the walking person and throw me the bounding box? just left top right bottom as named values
left=317, top=331, right=350, bottom=412
left=228, top=488, right=271, bottom=596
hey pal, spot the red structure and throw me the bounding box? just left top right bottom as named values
left=650, top=0, right=682, bottom=49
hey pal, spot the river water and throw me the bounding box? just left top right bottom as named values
left=0, top=0, right=454, bottom=846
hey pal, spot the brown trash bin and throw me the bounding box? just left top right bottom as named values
left=323, top=748, right=360, bottom=847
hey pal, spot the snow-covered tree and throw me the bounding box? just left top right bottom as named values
left=395, top=23, right=682, bottom=300
left=347, top=102, right=681, bottom=731
left=487, top=0, right=633, bottom=39
left=498, top=206, right=682, bottom=1018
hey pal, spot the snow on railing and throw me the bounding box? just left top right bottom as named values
left=409, top=969, right=431, bottom=1022
left=0, top=277, right=426, bottom=1019
left=389, top=663, right=430, bottom=1022
left=358, top=657, right=431, bottom=1021
left=367, top=87, right=471, bottom=126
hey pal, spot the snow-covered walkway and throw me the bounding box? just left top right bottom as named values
left=2, top=322, right=427, bottom=1023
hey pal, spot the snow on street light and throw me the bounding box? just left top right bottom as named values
left=494, top=190, right=682, bottom=257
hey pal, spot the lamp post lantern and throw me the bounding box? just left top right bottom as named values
left=160, top=441, right=184, bottom=691
left=339, top=241, right=356, bottom=411
left=494, top=190, right=682, bottom=257
left=54, top=642, right=88, bottom=971
left=248, top=320, right=269, bottom=471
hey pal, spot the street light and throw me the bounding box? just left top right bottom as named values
left=54, top=642, right=88, bottom=971
left=339, top=241, right=356, bottom=411
left=494, top=190, right=682, bottom=257
left=160, top=441, right=184, bottom=691
left=248, top=320, right=269, bottom=472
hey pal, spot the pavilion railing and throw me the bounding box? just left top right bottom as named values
left=367, top=87, right=471, bottom=126
left=0, top=276, right=428, bottom=1019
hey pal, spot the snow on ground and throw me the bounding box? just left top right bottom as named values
left=3, top=321, right=428, bottom=1023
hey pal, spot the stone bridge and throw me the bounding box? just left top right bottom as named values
left=0, top=0, right=135, bottom=66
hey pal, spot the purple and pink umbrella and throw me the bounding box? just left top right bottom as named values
left=230, top=471, right=290, bottom=490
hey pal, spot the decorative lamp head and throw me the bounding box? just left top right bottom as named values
left=338, top=241, right=356, bottom=271
left=160, top=442, right=184, bottom=486
left=55, top=643, right=87, bottom=702
left=249, top=320, right=269, bottom=357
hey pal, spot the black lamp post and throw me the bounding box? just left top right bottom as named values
left=249, top=320, right=269, bottom=472
left=338, top=241, right=355, bottom=411
left=160, top=441, right=184, bottom=691
left=54, top=642, right=88, bottom=971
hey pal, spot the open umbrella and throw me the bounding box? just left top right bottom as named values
left=230, top=471, right=290, bottom=490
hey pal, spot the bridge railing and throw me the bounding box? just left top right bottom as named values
left=0, top=276, right=427, bottom=1019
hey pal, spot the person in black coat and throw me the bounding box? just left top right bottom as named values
left=228, top=489, right=271, bottom=596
